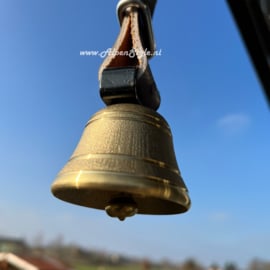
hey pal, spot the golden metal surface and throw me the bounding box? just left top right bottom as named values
left=105, top=197, right=138, bottom=221
left=51, top=104, right=191, bottom=219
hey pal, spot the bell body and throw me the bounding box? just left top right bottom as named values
left=51, top=104, right=190, bottom=217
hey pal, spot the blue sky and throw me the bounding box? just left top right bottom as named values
left=0, top=0, right=269, bottom=268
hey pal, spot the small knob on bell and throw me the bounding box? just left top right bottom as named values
left=105, top=197, right=138, bottom=221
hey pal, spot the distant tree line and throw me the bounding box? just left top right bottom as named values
left=177, top=258, right=270, bottom=270
left=1, top=235, right=270, bottom=270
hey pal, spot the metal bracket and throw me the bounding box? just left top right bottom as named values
left=100, top=67, right=138, bottom=105
left=100, top=67, right=160, bottom=110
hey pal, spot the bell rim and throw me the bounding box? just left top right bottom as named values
left=51, top=170, right=191, bottom=215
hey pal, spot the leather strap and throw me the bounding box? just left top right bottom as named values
left=99, top=5, right=160, bottom=110
left=142, top=0, right=157, bottom=16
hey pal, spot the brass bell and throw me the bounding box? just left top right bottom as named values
left=51, top=0, right=191, bottom=220
left=51, top=104, right=191, bottom=220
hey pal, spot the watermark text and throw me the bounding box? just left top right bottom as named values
left=79, top=48, right=162, bottom=58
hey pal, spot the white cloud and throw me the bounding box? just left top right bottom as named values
left=209, top=211, right=230, bottom=222
left=217, top=113, right=251, bottom=135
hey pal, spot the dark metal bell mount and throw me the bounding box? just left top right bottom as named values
left=51, top=104, right=190, bottom=221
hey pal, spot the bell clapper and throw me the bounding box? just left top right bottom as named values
left=105, top=197, right=138, bottom=221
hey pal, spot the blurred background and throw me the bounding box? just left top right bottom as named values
left=0, top=1, right=269, bottom=270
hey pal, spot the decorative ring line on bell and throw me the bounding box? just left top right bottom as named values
left=87, top=114, right=171, bottom=136
left=68, top=153, right=181, bottom=175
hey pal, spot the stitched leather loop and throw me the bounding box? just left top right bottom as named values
left=99, top=4, right=160, bottom=110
